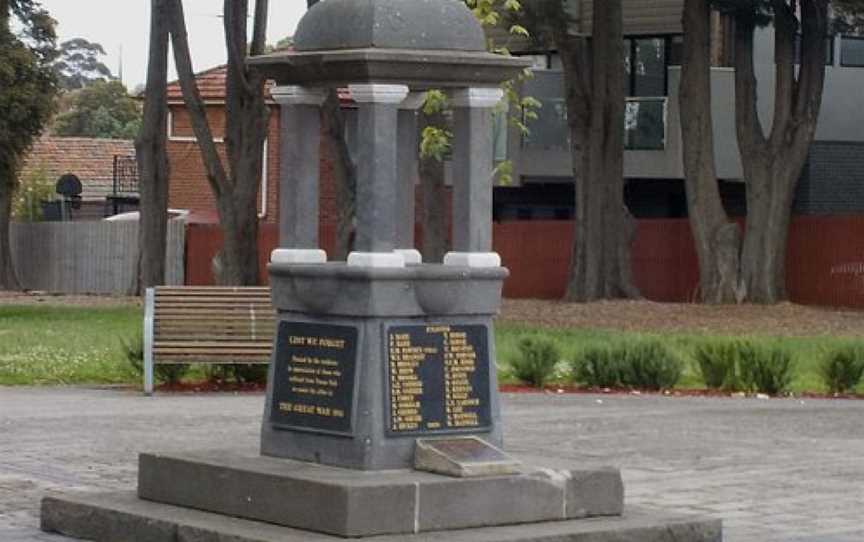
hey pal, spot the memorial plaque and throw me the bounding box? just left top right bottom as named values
left=415, top=437, right=522, bottom=477
left=270, top=322, right=359, bottom=434
left=386, top=324, right=491, bottom=435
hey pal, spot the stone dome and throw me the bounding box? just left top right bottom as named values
left=294, top=0, right=487, bottom=53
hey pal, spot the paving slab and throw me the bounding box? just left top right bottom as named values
left=2, top=387, right=864, bottom=541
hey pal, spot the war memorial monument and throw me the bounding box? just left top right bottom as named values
left=41, top=1, right=722, bottom=540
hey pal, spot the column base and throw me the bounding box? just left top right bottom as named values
left=271, top=249, right=327, bottom=264
left=347, top=251, right=406, bottom=268
left=394, top=249, right=422, bottom=265
left=444, top=252, right=501, bottom=268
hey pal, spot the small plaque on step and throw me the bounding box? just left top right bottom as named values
left=415, top=436, right=522, bottom=477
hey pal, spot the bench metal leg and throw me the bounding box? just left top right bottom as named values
left=143, top=288, right=155, bottom=396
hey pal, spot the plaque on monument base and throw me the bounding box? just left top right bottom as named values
left=415, top=436, right=523, bottom=477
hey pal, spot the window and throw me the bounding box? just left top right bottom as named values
left=624, top=37, right=668, bottom=97
left=840, top=36, right=864, bottom=67
left=625, top=98, right=666, bottom=151
left=521, top=70, right=569, bottom=151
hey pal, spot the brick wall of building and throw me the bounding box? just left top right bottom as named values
left=795, top=141, right=864, bottom=215
left=167, top=104, right=340, bottom=226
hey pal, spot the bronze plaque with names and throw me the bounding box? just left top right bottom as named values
left=385, top=324, right=491, bottom=435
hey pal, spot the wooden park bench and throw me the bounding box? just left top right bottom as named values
left=143, top=286, right=276, bottom=395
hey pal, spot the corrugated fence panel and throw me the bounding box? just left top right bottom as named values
left=11, top=221, right=185, bottom=294
left=182, top=217, right=864, bottom=308
left=786, top=216, right=864, bottom=308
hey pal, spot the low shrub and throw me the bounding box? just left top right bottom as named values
left=573, top=340, right=681, bottom=391
left=572, top=347, right=625, bottom=388
left=820, top=346, right=864, bottom=394
left=738, top=343, right=795, bottom=395
left=694, top=342, right=743, bottom=391
left=511, top=337, right=561, bottom=388
left=620, top=341, right=683, bottom=391
left=121, top=334, right=189, bottom=386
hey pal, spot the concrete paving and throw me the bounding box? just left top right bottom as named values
left=1, top=387, right=862, bottom=541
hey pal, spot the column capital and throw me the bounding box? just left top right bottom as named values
left=399, top=91, right=427, bottom=111
left=449, top=87, right=504, bottom=108
left=271, top=86, right=327, bottom=106
left=349, top=84, right=410, bottom=105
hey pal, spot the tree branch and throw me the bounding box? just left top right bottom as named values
left=166, top=0, right=229, bottom=195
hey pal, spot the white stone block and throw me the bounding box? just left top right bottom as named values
left=271, top=249, right=328, bottom=264
left=349, top=84, right=410, bottom=104
left=347, top=251, right=406, bottom=268
left=394, top=249, right=423, bottom=265
left=443, top=252, right=502, bottom=268
left=449, top=88, right=505, bottom=109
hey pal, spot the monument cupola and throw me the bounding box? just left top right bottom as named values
left=293, top=0, right=488, bottom=53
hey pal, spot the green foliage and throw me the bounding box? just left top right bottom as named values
left=511, top=337, right=560, bottom=388
left=820, top=346, right=864, bottom=394
left=573, top=340, right=682, bottom=390
left=53, top=80, right=142, bottom=139
left=0, top=4, right=58, bottom=209
left=621, top=341, right=683, bottom=391
left=572, top=347, right=625, bottom=388
left=694, top=341, right=744, bottom=391
left=121, top=332, right=189, bottom=387
left=51, top=37, right=113, bottom=91
left=738, top=343, right=795, bottom=395
left=12, top=163, right=53, bottom=221
left=420, top=126, right=453, bottom=161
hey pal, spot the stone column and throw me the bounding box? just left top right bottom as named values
left=347, top=84, right=410, bottom=268
left=445, top=87, right=504, bottom=268
left=270, top=85, right=327, bottom=264
left=395, top=92, right=425, bottom=265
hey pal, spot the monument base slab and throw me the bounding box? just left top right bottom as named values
left=42, top=491, right=722, bottom=542
left=135, top=452, right=623, bottom=537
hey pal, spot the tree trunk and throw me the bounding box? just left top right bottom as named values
left=559, top=0, right=639, bottom=301
left=679, top=0, right=742, bottom=303
left=0, top=0, right=20, bottom=290
left=733, top=0, right=828, bottom=303
left=133, top=0, right=171, bottom=295
left=0, top=176, right=19, bottom=290
left=167, top=0, right=268, bottom=286
left=321, top=90, right=356, bottom=260
left=419, top=109, right=450, bottom=263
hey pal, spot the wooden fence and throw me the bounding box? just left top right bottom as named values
left=11, top=220, right=185, bottom=294
left=185, top=217, right=864, bottom=309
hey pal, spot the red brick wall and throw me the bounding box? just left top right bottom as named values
left=167, top=104, right=337, bottom=225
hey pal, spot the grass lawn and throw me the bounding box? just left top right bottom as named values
left=1, top=303, right=861, bottom=394
left=0, top=304, right=141, bottom=385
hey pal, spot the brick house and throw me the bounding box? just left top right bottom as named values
left=165, top=66, right=345, bottom=227
left=20, top=136, right=136, bottom=220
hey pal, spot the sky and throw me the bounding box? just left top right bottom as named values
left=38, top=0, right=308, bottom=90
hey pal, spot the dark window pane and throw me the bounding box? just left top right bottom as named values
left=633, top=38, right=666, bottom=96
left=624, top=38, right=633, bottom=96
left=521, top=70, right=569, bottom=150
left=625, top=99, right=666, bottom=150
left=841, top=36, right=864, bottom=67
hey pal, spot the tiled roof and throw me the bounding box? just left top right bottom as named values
left=166, top=64, right=353, bottom=104
left=20, top=136, right=135, bottom=200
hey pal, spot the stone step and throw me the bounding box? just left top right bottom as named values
left=136, top=452, right=624, bottom=537
left=41, top=491, right=722, bottom=542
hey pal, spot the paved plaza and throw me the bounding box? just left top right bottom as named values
left=1, top=387, right=862, bottom=541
